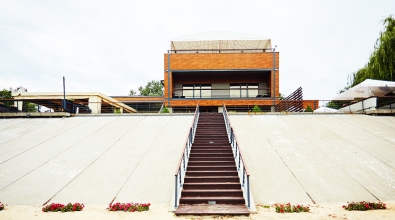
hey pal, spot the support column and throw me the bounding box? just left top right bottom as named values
left=88, top=96, right=102, bottom=114
left=14, top=101, right=23, bottom=111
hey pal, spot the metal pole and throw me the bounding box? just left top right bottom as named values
left=167, top=50, right=171, bottom=107
left=247, top=176, right=250, bottom=208
left=273, top=51, right=276, bottom=112
left=174, top=175, right=178, bottom=208
left=63, top=76, right=66, bottom=111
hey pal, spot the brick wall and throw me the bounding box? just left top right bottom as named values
left=164, top=52, right=279, bottom=70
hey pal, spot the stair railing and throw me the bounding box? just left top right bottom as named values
left=222, top=103, right=251, bottom=209
left=174, top=102, right=200, bottom=208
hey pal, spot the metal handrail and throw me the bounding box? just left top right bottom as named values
left=174, top=102, right=200, bottom=208
left=222, top=103, right=251, bottom=208
left=158, top=102, right=164, bottom=113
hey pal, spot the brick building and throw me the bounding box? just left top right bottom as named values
left=163, top=39, right=279, bottom=113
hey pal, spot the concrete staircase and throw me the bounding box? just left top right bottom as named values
left=175, top=113, right=249, bottom=215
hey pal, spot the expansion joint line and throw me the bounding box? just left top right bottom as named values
left=42, top=116, right=145, bottom=206
left=110, top=116, right=171, bottom=205
left=251, top=115, right=316, bottom=204
left=0, top=117, right=93, bottom=165
left=0, top=118, right=62, bottom=146
left=302, top=115, right=385, bottom=200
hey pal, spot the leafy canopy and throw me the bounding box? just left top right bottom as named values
left=0, top=89, right=12, bottom=99
left=342, top=15, right=395, bottom=93
left=130, top=80, right=163, bottom=96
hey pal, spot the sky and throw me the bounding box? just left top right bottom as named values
left=0, top=0, right=394, bottom=100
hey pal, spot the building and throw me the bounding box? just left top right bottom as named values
left=163, top=39, right=279, bottom=113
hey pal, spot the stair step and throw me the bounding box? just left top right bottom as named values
left=175, top=204, right=249, bottom=216
left=189, top=157, right=234, bottom=161
left=181, top=189, right=243, bottom=197
left=186, top=171, right=238, bottom=176
left=190, top=153, right=233, bottom=157
left=184, top=176, right=240, bottom=183
left=188, top=161, right=236, bottom=166
left=183, top=182, right=241, bottom=189
left=179, top=196, right=245, bottom=205
left=190, top=150, right=233, bottom=154
left=187, top=166, right=236, bottom=171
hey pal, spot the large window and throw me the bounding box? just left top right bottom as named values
left=183, top=84, right=211, bottom=98
left=230, top=84, right=259, bottom=98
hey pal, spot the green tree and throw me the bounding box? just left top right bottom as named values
left=24, top=102, right=38, bottom=112
left=131, top=80, right=163, bottom=96
left=129, top=89, right=137, bottom=96
left=345, top=15, right=395, bottom=88
left=305, top=105, right=313, bottom=112
left=251, top=105, right=261, bottom=112
left=0, top=89, right=12, bottom=99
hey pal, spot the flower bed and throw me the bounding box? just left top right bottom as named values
left=107, top=202, right=150, bottom=212
left=342, top=201, right=386, bottom=211
left=42, top=203, right=84, bottom=212
left=0, top=202, right=4, bottom=211
left=274, top=203, right=310, bottom=213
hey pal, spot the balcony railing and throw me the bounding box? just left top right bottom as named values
left=172, top=88, right=271, bottom=99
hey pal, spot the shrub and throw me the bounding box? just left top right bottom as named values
left=342, top=201, right=386, bottom=211
left=108, top=202, right=150, bottom=212
left=161, top=107, right=170, bottom=113
left=305, top=105, right=313, bottom=112
left=252, top=105, right=261, bottom=113
left=274, top=203, right=310, bottom=213
left=42, top=202, right=84, bottom=212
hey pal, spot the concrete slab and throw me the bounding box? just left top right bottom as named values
left=0, top=118, right=61, bottom=144
left=0, top=116, right=194, bottom=205
left=229, top=115, right=312, bottom=204
left=0, top=119, right=29, bottom=130
left=0, top=117, right=92, bottom=163
left=230, top=115, right=392, bottom=204
left=114, top=116, right=194, bottom=204
left=1, top=114, right=394, bottom=207
left=363, top=115, right=395, bottom=129
left=308, top=115, right=395, bottom=168
left=0, top=117, right=119, bottom=204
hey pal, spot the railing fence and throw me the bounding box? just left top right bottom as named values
left=174, top=103, right=200, bottom=208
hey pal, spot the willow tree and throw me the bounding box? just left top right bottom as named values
left=350, top=15, right=395, bottom=87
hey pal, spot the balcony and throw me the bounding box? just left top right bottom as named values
left=172, top=88, right=271, bottom=99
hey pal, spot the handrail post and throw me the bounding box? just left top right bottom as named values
left=174, top=175, right=178, bottom=208
left=247, top=175, right=250, bottom=208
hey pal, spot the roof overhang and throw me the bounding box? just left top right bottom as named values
left=11, top=92, right=137, bottom=113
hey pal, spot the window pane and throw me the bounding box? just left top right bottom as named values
left=201, top=86, right=211, bottom=98
left=240, top=85, right=247, bottom=98
left=230, top=86, right=240, bottom=98
left=183, top=86, right=193, bottom=98
left=248, top=85, right=258, bottom=97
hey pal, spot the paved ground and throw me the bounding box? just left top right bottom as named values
left=0, top=115, right=193, bottom=205
left=230, top=114, right=395, bottom=204
left=1, top=114, right=394, bottom=207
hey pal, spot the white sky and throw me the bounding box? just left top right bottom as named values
left=0, top=0, right=394, bottom=100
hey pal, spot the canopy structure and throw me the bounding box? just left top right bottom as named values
left=170, top=31, right=271, bottom=53
left=333, top=79, right=395, bottom=100
left=313, top=107, right=339, bottom=113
